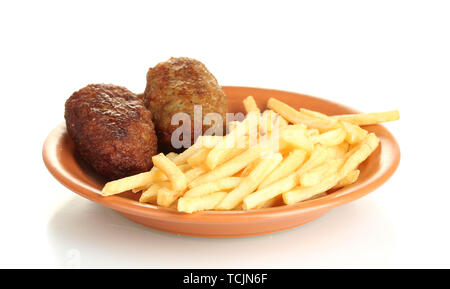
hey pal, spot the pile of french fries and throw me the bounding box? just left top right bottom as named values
left=102, top=96, right=399, bottom=213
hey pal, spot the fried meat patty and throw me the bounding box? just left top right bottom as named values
left=65, top=84, right=158, bottom=180
left=143, top=57, right=227, bottom=151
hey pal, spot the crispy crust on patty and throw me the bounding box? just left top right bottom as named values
left=144, top=57, right=227, bottom=152
left=65, top=84, right=158, bottom=180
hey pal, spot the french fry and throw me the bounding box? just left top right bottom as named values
left=300, top=107, right=368, bottom=144
left=132, top=185, right=150, bottom=193
left=327, top=143, right=349, bottom=159
left=190, top=142, right=268, bottom=188
left=255, top=195, right=284, bottom=209
left=311, top=128, right=346, bottom=146
left=299, top=159, right=344, bottom=187
left=268, top=98, right=337, bottom=131
left=296, top=144, right=330, bottom=175
left=184, top=165, right=208, bottom=183
left=206, top=111, right=258, bottom=169
left=179, top=164, right=191, bottom=172
left=195, top=135, right=223, bottom=149
left=340, top=120, right=368, bottom=144
left=299, top=108, right=330, bottom=120
left=280, top=124, right=314, bottom=152
left=171, top=143, right=201, bottom=165
left=283, top=172, right=341, bottom=205
left=139, top=182, right=169, bottom=203
left=227, top=121, right=240, bottom=132
left=260, top=110, right=288, bottom=134
left=259, top=149, right=307, bottom=189
left=184, top=177, right=242, bottom=198
left=157, top=186, right=185, bottom=208
left=340, top=133, right=379, bottom=177
left=178, top=192, right=228, bottom=213
left=307, top=128, right=320, bottom=137
left=243, top=95, right=260, bottom=114
left=333, top=170, right=360, bottom=189
left=101, top=169, right=167, bottom=196
left=152, top=153, right=188, bottom=191
left=221, top=142, right=249, bottom=164
left=166, top=152, right=179, bottom=160
left=187, top=147, right=211, bottom=168
left=240, top=158, right=261, bottom=177
left=243, top=173, right=298, bottom=210
left=169, top=199, right=179, bottom=209
left=331, top=110, right=400, bottom=126
left=216, top=153, right=283, bottom=210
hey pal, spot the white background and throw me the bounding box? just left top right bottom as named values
left=1, top=0, right=449, bottom=268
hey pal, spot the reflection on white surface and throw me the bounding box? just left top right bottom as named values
left=47, top=196, right=395, bottom=268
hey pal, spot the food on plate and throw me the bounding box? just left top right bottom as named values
left=102, top=94, right=399, bottom=213
left=143, top=57, right=228, bottom=151
left=65, top=84, right=158, bottom=180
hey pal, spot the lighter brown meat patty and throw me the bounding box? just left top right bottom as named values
left=65, top=84, right=158, bottom=180
left=143, top=57, right=227, bottom=151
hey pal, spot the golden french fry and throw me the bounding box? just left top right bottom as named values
left=259, top=110, right=288, bottom=134
left=240, top=158, right=261, bottom=177
left=311, top=128, right=346, bottom=146
left=283, top=172, right=341, bottom=205
left=331, top=110, right=400, bottom=126
left=157, top=186, right=184, bottom=208
left=243, top=173, right=298, bottom=210
left=187, top=147, right=211, bottom=168
left=278, top=115, right=289, bottom=128
left=327, top=143, right=349, bottom=159
left=307, top=128, right=320, bottom=137
left=152, top=153, right=188, bottom=191
left=333, top=170, right=360, bottom=189
left=178, top=192, right=228, bottom=213
left=340, top=120, right=368, bottom=144
left=295, top=144, right=330, bottom=175
left=139, top=182, right=169, bottom=203
left=222, top=143, right=249, bottom=164
left=166, top=152, right=179, bottom=160
left=206, top=112, right=258, bottom=169
left=340, top=133, right=379, bottom=177
left=132, top=185, right=150, bottom=193
left=195, top=135, right=223, bottom=149
left=300, top=107, right=368, bottom=145
left=338, top=141, right=350, bottom=153
left=171, top=144, right=200, bottom=165
left=217, top=153, right=283, bottom=210
left=177, top=164, right=191, bottom=173
left=259, top=149, right=307, bottom=189
left=299, top=108, right=330, bottom=120
left=190, top=143, right=268, bottom=188
left=299, top=159, right=344, bottom=187
left=184, top=177, right=242, bottom=198
left=280, top=124, right=314, bottom=152
left=243, top=95, right=260, bottom=114
left=169, top=199, right=179, bottom=209
left=255, top=195, right=284, bottom=209
left=227, top=121, right=240, bottom=132
left=101, top=168, right=167, bottom=196
left=184, top=165, right=208, bottom=183
left=267, top=98, right=337, bottom=131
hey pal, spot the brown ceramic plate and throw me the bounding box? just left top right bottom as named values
left=43, top=86, right=400, bottom=238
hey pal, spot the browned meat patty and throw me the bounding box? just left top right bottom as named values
left=65, top=84, right=158, bottom=180
left=143, top=57, right=227, bottom=152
